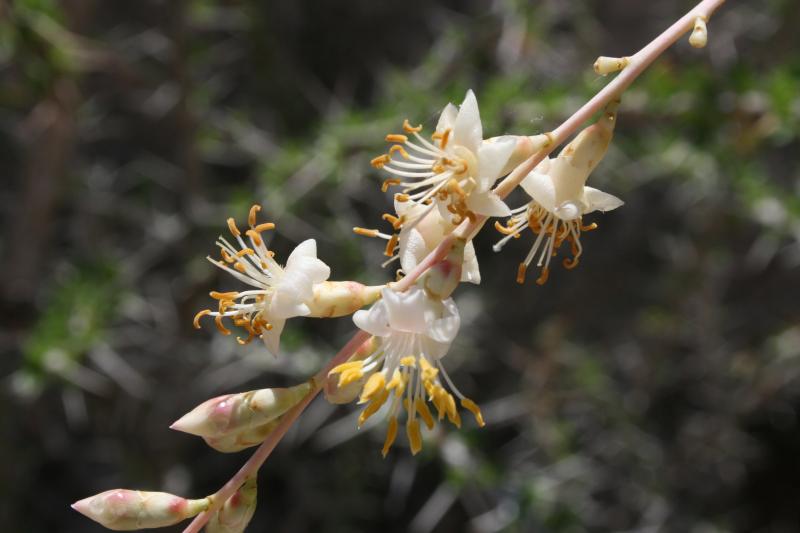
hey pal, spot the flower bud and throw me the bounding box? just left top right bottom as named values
left=324, top=336, right=379, bottom=404
left=422, top=237, right=466, bottom=300
left=206, top=478, right=257, bottom=533
left=593, top=56, right=629, bottom=75
left=71, top=489, right=208, bottom=531
left=689, top=16, right=708, bottom=48
left=171, top=381, right=311, bottom=439
left=203, top=419, right=281, bottom=453
left=306, top=281, right=383, bottom=318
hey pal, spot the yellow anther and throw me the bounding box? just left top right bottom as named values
left=227, top=218, right=241, bottom=237
left=214, top=315, right=231, bottom=336
left=386, top=370, right=405, bottom=397
left=516, top=263, right=527, bottom=285
left=371, top=154, right=391, bottom=169
left=461, top=398, right=485, bottom=427
left=330, top=361, right=363, bottom=375
left=220, top=248, right=235, bottom=263
left=359, top=372, right=386, bottom=404
left=402, top=119, right=422, bottom=133
left=399, top=356, right=416, bottom=368
left=245, top=229, right=263, bottom=247
left=406, top=419, right=422, bottom=455
left=358, top=389, right=389, bottom=427
left=236, top=333, right=255, bottom=345
left=418, top=357, right=438, bottom=381
left=235, top=248, right=255, bottom=257
left=389, top=145, right=410, bottom=159
left=444, top=393, right=461, bottom=428
left=384, top=234, right=399, bottom=257
left=254, top=222, right=275, bottom=233
left=415, top=398, right=435, bottom=430
left=353, top=227, right=379, bottom=238
left=580, top=222, right=598, bottom=232
left=381, top=178, right=401, bottom=192
left=234, top=262, right=247, bottom=273
left=385, top=134, right=408, bottom=143
left=382, top=416, right=398, bottom=457
left=193, top=309, right=211, bottom=329
left=440, top=128, right=451, bottom=149
left=339, top=367, right=365, bottom=387
left=248, top=204, right=261, bottom=227
left=535, top=267, right=550, bottom=286
left=209, top=291, right=238, bottom=300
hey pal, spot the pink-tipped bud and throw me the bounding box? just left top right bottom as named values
left=206, top=477, right=258, bottom=533
left=203, top=419, right=281, bottom=453
left=306, top=281, right=383, bottom=318
left=71, top=489, right=208, bottom=531
left=324, top=336, right=379, bottom=404
left=171, top=381, right=311, bottom=439
left=422, top=238, right=465, bottom=300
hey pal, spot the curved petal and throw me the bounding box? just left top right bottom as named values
left=427, top=297, right=460, bottom=344
left=270, top=283, right=311, bottom=319
left=461, top=241, right=481, bottom=284
left=436, top=103, right=458, bottom=133
left=382, top=286, right=429, bottom=333
left=520, top=171, right=556, bottom=213
left=452, top=90, right=483, bottom=154
left=261, top=318, right=286, bottom=357
left=399, top=227, right=427, bottom=276
left=465, top=191, right=512, bottom=217
left=353, top=302, right=391, bottom=337
left=286, top=239, right=316, bottom=264
left=476, top=138, right=516, bottom=191
left=421, top=336, right=452, bottom=360
left=583, top=186, right=624, bottom=213
left=285, top=239, right=330, bottom=283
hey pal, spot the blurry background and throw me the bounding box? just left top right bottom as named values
left=1, top=0, right=799, bottom=532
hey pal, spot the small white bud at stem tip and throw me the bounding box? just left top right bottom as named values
left=206, top=477, right=258, bottom=533
left=689, top=17, right=708, bottom=48
left=593, top=56, right=629, bottom=76
left=71, top=489, right=208, bottom=530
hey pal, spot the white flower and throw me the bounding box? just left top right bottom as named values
left=194, top=205, right=330, bottom=356
left=328, top=286, right=484, bottom=456
left=371, top=90, right=516, bottom=224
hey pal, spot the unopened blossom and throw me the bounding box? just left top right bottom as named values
left=494, top=101, right=623, bottom=284
left=327, top=286, right=484, bottom=457
left=370, top=90, right=516, bottom=226
left=195, top=205, right=380, bottom=355
left=71, top=489, right=208, bottom=531
left=206, top=477, right=257, bottom=533
left=170, top=382, right=311, bottom=439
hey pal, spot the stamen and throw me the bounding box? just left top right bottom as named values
left=415, top=398, right=434, bottom=430
left=359, top=372, right=386, bottom=404
left=381, top=178, right=401, bottom=192
left=382, top=416, right=398, bottom=457
left=214, top=315, right=231, bottom=335
left=439, top=128, right=451, bottom=149
left=254, top=222, right=275, bottom=233
left=516, top=263, right=527, bottom=285
left=381, top=213, right=404, bottom=230
left=245, top=229, right=263, bottom=246
left=395, top=193, right=410, bottom=202
left=535, top=267, right=550, bottom=285
left=384, top=234, right=399, bottom=257
left=353, top=227, right=379, bottom=238
left=402, top=119, right=422, bottom=133
left=371, top=154, right=391, bottom=168
left=406, top=419, right=422, bottom=455
left=385, top=134, right=408, bottom=143
left=358, top=389, right=389, bottom=427
left=248, top=204, right=261, bottom=227
left=388, top=145, right=410, bottom=159
left=235, top=248, right=255, bottom=257
left=581, top=222, right=598, bottom=232
left=210, top=291, right=238, bottom=300
left=193, top=309, right=211, bottom=329
left=461, top=398, right=485, bottom=427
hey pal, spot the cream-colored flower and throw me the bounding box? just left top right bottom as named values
left=328, top=286, right=484, bottom=456
left=494, top=104, right=623, bottom=284
left=194, top=205, right=330, bottom=356
left=371, top=90, right=516, bottom=225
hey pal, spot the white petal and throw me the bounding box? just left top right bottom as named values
left=583, top=186, right=624, bottom=213
left=520, top=171, right=556, bottom=212
left=452, top=89, right=483, bottom=154
left=427, top=298, right=460, bottom=344
left=286, top=239, right=316, bottom=264
left=465, top=191, right=512, bottom=217
left=270, top=284, right=310, bottom=319
left=285, top=239, right=330, bottom=283
left=421, top=336, right=451, bottom=360
left=476, top=138, right=516, bottom=191
left=353, top=302, right=391, bottom=337
left=399, top=228, right=427, bottom=276
left=436, top=103, right=458, bottom=132
left=461, top=241, right=481, bottom=284
left=261, top=318, right=286, bottom=357
left=382, top=286, right=429, bottom=334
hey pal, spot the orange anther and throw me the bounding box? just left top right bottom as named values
left=440, top=128, right=451, bottom=149
left=255, top=222, right=275, bottom=232
left=381, top=178, right=401, bottom=192
left=236, top=248, right=255, bottom=257
left=353, top=227, right=379, bottom=238
left=563, top=257, right=580, bottom=270
left=234, top=262, right=246, bottom=273
left=371, top=154, right=391, bottom=168
left=382, top=213, right=403, bottom=229
left=395, top=193, right=410, bottom=202
left=385, top=134, right=408, bottom=143
left=220, top=248, right=235, bottom=263
left=384, top=234, right=399, bottom=257
left=193, top=309, right=211, bottom=329
left=245, top=229, right=263, bottom=246
left=248, top=204, right=261, bottom=227
left=210, top=291, right=238, bottom=300
left=535, top=267, right=550, bottom=285
left=389, top=145, right=409, bottom=159
left=581, top=222, right=598, bottom=232
left=227, top=218, right=241, bottom=237
left=402, top=119, right=422, bottom=133
left=214, top=315, right=231, bottom=335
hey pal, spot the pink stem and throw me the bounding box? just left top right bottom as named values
left=183, top=1, right=725, bottom=530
